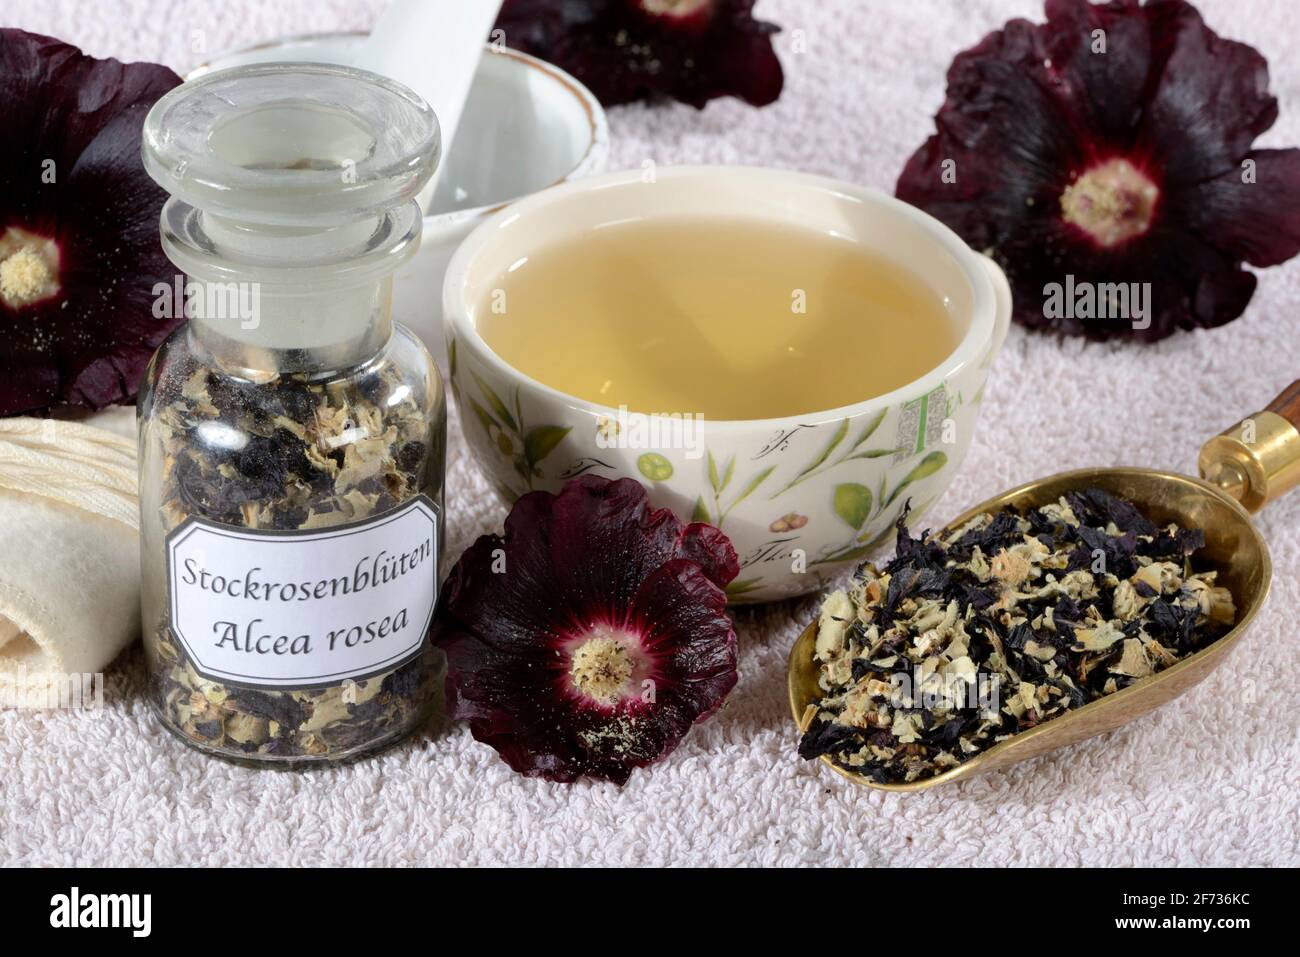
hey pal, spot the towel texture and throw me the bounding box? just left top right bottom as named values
left=1, top=0, right=1298, bottom=868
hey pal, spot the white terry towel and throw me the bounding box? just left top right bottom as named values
left=0, top=418, right=140, bottom=686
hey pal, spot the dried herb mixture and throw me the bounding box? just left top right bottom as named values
left=799, top=488, right=1235, bottom=784
left=144, top=353, right=443, bottom=762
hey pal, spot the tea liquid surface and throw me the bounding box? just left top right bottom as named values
left=477, top=218, right=960, bottom=420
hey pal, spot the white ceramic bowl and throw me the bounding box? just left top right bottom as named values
left=444, top=166, right=1013, bottom=604
left=188, top=33, right=609, bottom=369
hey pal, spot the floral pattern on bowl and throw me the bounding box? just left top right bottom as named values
left=450, top=330, right=993, bottom=604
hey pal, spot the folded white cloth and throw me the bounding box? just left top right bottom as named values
left=0, top=418, right=139, bottom=686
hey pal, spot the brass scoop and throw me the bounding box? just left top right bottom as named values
left=787, top=381, right=1300, bottom=793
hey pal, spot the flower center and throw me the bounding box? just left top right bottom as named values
left=1060, top=158, right=1159, bottom=249
left=0, top=228, right=61, bottom=309
left=570, top=632, right=636, bottom=706
left=639, top=0, right=713, bottom=20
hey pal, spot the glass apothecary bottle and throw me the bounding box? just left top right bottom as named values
left=137, top=64, right=446, bottom=767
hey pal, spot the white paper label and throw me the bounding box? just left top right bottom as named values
left=166, top=496, right=439, bottom=689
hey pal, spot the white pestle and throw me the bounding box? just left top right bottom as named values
left=352, top=0, right=506, bottom=213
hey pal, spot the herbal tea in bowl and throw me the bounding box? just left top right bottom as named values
left=442, top=166, right=1012, bottom=602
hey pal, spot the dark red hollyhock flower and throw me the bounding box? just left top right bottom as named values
left=0, top=30, right=182, bottom=415
left=434, top=476, right=740, bottom=784
left=896, top=0, right=1300, bottom=341
left=494, top=0, right=783, bottom=108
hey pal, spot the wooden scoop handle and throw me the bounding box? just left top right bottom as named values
left=1264, top=379, right=1300, bottom=429
left=1198, top=379, right=1300, bottom=512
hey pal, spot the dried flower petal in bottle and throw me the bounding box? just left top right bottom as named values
left=137, top=64, right=446, bottom=766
